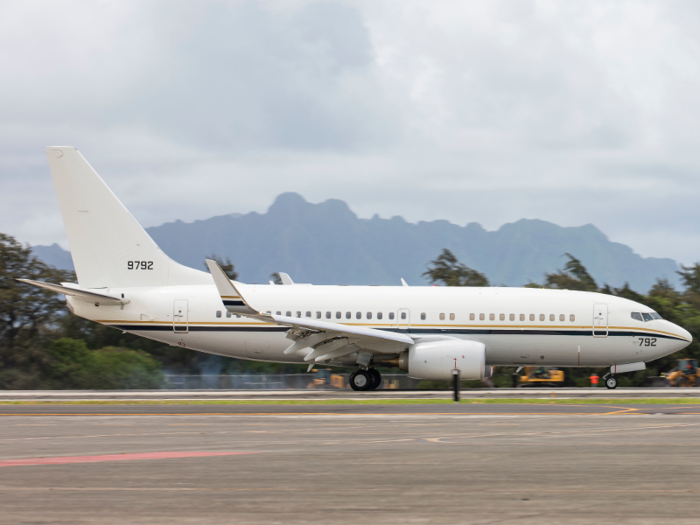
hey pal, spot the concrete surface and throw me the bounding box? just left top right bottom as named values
left=1, top=387, right=700, bottom=401
left=1, top=404, right=700, bottom=524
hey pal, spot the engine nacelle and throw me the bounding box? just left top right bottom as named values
left=407, top=339, right=486, bottom=381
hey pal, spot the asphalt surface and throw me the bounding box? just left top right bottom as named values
left=2, top=402, right=700, bottom=416
left=2, top=404, right=700, bottom=524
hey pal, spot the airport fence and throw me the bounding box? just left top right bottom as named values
left=163, top=373, right=422, bottom=390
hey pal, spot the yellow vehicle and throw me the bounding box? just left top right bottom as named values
left=517, top=366, right=565, bottom=388
left=666, top=359, right=700, bottom=387
left=310, top=369, right=345, bottom=389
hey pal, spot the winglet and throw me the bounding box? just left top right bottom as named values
left=205, top=259, right=259, bottom=316
left=279, top=272, right=294, bottom=285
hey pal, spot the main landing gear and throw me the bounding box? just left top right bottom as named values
left=605, top=375, right=618, bottom=390
left=349, top=368, right=382, bottom=391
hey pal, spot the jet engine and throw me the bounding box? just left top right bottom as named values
left=404, top=339, right=487, bottom=381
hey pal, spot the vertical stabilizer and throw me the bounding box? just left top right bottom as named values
left=45, top=147, right=210, bottom=289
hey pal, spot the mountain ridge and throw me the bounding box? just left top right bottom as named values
left=32, top=192, right=681, bottom=291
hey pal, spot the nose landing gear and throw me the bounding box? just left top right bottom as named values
left=349, top=368, right=382, bottom=391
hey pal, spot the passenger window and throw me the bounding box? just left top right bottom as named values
left=439, top=313, right=445, bottom=320
left=216, top=310, right=222, bottom=318
left=539, top=314, right=545, bottom=322
left=316, top=311, right=321, bottom=319
left=489, top=313, right=495, bottom=321
left=549, top=314, right=555, bottom=322
left=479, top=313, right=485, bottom=321
left=367, top=312, right=372, bottom=320
left=642, top=312, right=654, bottom=322
left=326, top=311, right=331, bottom=319
left=286, top=311, right=292, bottom=317
left=346, top=312, right=352, bottom=319
left=235, top=314, right=241, bottom=318
left=401, top=312, right=406, bottom=320
left=377, top=312, right=383, bottom=320
left=389, top=312, right=395, bottom=320
left=336, top=311, right=341, bottom=319
left=450, top=313, right=455, bottom=321
left=420, top=313, right=426, bottom=320
left=470, top=313, right=475, bottom=321
left=570, top=314, right=575, bottom=322
left=529, top=314, right=535, bottom=321
left=559, top=314, right=565, bottom=322
left=520, top=314, right=525, bottom=321
left=356, top=312, right=361, bottom=319
left=296, top=311, right=301, bottom=318
left=499, top=313, right=505, bottom=321
left=306, top=311, right=311, bottom=318
left=510, top=314, right=515, bottom=321
left=276, top=311, right=281, bottom=316
left=226, top=311, right=232, bottom=318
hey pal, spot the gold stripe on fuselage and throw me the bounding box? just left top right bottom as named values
left=95, top=319, right=688, bottom=341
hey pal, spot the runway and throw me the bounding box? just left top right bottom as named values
left=2, top=402, right=700, bottom=416
left=2, top=403, right=700, bottom=524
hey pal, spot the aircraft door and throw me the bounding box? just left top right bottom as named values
left=593, top=303, right=608, bottom=338
left=397, top=309, right=410, bottom=329
left=173, top=299, right=189, bottom=333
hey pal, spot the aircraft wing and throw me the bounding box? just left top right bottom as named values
left=205, top=259, right=413, bottom=362
left=17, top=279, right=130, bottom=306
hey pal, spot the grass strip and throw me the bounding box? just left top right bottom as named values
left=0, top=398, right=700, bottom=405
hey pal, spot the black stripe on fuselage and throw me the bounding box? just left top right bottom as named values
left=222, top=300, right=245, bottom=307
left=109, top=324, right=685, bottom=341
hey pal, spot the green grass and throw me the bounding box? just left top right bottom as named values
left=1, top=398, right=700, bottom=406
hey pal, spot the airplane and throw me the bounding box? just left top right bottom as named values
left=19, top=147, right=692, bottom=391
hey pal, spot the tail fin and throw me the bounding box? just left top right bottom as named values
left=46, top=146, right=210, bottom=289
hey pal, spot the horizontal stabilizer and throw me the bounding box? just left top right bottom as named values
left=17, top=279, right=130, bottom=306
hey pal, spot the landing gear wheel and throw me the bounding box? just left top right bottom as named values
left=349, top=370, right=372, bottom=391
left=368, top=368, right=382, bottom=390
left=606, top=376, right=618, bottom=390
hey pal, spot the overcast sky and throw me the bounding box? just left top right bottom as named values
left=2, top=0, right=700, bottom=264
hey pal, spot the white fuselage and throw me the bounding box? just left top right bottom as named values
left=67, top=283, right=691, bottom=368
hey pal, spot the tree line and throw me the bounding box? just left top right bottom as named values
left=1, top=234, right=698, bottom=389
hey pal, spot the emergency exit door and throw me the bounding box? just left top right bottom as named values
left=173, top=300, right=188, bottom=333
left=593, top=303, right=608, bottom=337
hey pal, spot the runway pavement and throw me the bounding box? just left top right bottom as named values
left=2, top=402, right=700, bottom=416
left=1, top=402, right=700, bottom=524
left=2, top=387, right=700, bottom=400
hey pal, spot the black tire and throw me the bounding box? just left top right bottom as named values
left=349, top=370, right=372, bottom=391
left=368, top=368, right=382, bottom=390
left=606, top=376, right=618, bottom=390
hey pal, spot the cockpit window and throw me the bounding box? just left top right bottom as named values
left=632, top=311, right=663, bottom=322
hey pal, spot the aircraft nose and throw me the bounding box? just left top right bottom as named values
left=674, top=324, right=692, bottom=348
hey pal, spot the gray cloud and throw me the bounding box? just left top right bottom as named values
left=1, top=0, right=700, bottom=266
